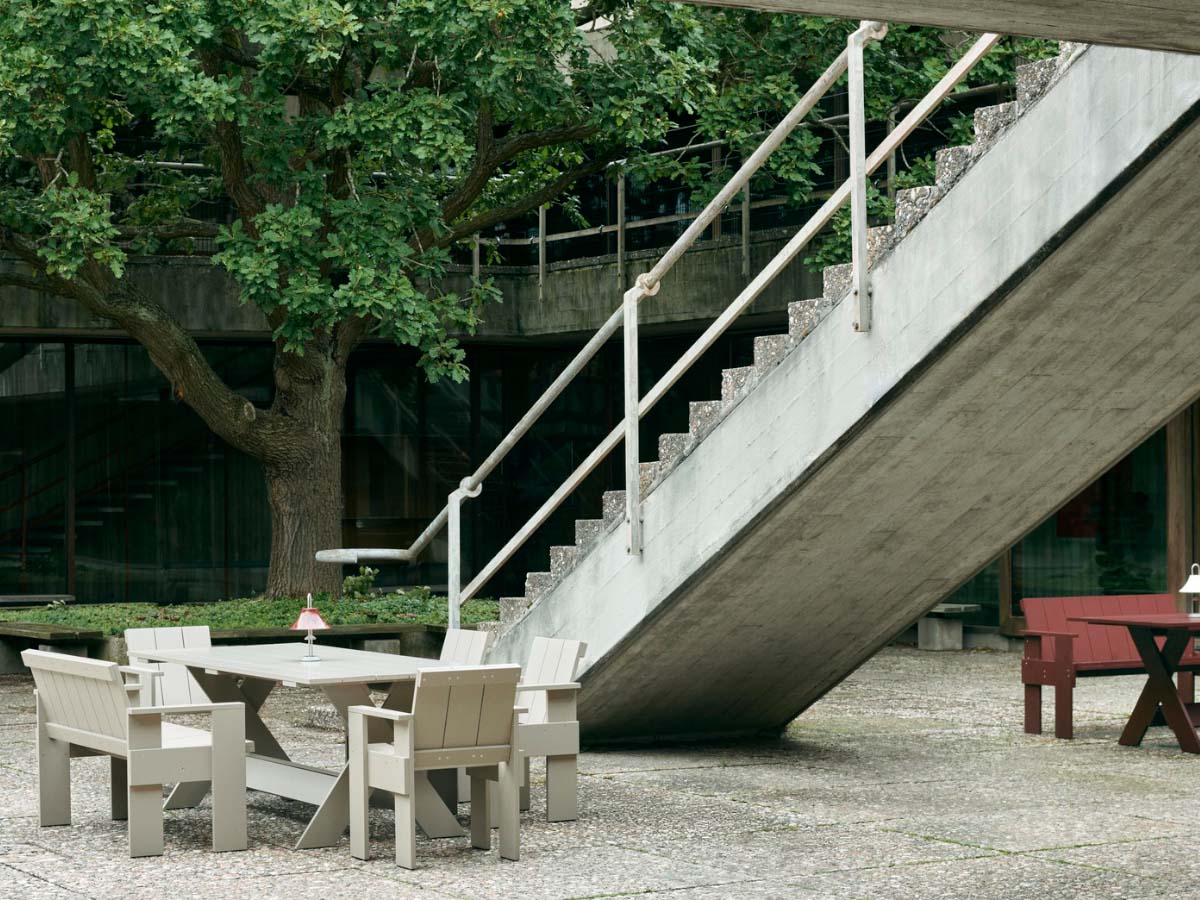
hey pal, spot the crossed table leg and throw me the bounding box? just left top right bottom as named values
left=1119, top=627, right=1200, bottom=754
left=170, top=668, right=465, bottom=848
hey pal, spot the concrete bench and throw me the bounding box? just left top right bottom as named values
left=917, top=603, right=982, bottom=651
left=0, top=622, right=104, bottom=673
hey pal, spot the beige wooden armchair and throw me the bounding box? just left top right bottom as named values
left=21, top=649, right=247, bottom=858
left=516, top=637, right=586, bottom=821
left=348, top=664, right=522, bottom=869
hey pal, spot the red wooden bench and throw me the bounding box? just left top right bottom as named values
left=1021, top=594, right=1200, bottom=739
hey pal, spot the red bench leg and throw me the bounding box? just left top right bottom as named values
left=1024, top=684, right=1042, bottom=734
left=1054, top=678, right=1073, bottom=740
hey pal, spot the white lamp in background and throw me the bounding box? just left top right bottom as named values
left=1180, top=564, right=1200, bottom=617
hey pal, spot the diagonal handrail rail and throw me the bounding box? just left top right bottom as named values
left=318, top=25, right=1003, bottom=629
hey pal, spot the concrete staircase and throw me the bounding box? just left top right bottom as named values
left=489, top=43, right=1200, bottom=740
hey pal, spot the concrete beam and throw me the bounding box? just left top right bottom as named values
left=674, top=0, right=1200, bottom=55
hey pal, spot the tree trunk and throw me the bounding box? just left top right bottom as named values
left=264, top=443, right=344, bottom=597
left=262, top=352, right=348, bottom=598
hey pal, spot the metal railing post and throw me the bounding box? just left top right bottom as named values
left=537, top=204, right=547, bottom=301
left=616, top=173, right=626, bottom=286
left=472, top=234, right=481, bottom=279
left=445, top=481, right=482, bottom=629
left=623, top=282, right=646, bottom=556
left=849, top=21, right=886, bottom=332
left=710, top=146, right=723, bottom=241
left=741, top=186, right=751, bottom=277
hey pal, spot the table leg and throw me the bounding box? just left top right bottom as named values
left=1120, top=629, right=1200, bottom=753
left=190, top=671, right=289, bottom=760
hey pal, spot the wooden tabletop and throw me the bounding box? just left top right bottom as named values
left=133, top=642, right=455, bottom=686
left=1067, top=613, right=1200, bottom=632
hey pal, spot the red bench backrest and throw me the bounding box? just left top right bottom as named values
left=1021, top=594, right=1200, bottom=667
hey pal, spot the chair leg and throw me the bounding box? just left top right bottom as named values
left=470, top=773, right=490, bottom=851
left=457, top=768, right=470, bottom=806
left=209, top=706, right=247, bottom=852
left=349, top=713, right=371, bottom=861
left=127, top=783, right=164, bottom=857
left=395, top=790, right=416, bottom=869
left=35, top=696, right=70, bottom=827
left=546, top=755, right=578, bottom=822
left=1054, top=678, right=1074, bottom=740
left=497, top=761, right=519, bottom=862
left=1023, top=684, right=1042, bottom=735
left=519, top=755, right=530, bottom=813
left=111, top=757, right=127, bottom=821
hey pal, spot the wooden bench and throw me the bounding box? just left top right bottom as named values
left=917, top=603, right=982, bottom=651
left=0, top=594, right=74, bottom=608
left=1021, top=594, right=1200, bottom=739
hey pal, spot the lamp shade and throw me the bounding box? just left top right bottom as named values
left=290, top=594, right=330, bottom=631
left=1180, top=563, right=1200, bottom=595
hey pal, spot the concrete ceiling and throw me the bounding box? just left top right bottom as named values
left=673, top=0, right=1200, bottom=55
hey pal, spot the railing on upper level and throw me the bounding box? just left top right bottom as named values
left=318, top=23, right=1004, bottom=627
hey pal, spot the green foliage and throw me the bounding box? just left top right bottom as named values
left=342, top=565, right=379, bottom=600
left=0, top=589, right=499, bottom=636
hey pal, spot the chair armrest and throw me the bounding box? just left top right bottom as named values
left=120, top=665, right=165, bottom=678
left=348, top=704, right=411, bottom=722
left=128, top=702, right=244, bottom=717
left=518, top=682, right=581, bottom=693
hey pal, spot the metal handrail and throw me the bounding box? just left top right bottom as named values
left=319, top=25, right=1003, bottom=628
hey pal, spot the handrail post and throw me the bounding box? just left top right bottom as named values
left=445, top=480, right=482, bottom=629
left=616, top=173, right=626, bottom=287
left=849, top=21, right=884, bottom=332
left=741, top=185, right=750, bottom=277
left=537, top=204, right=547, bottom=301
left=472, top=234, right=481, bottom=279
left=623, top=282, right=647, bottom=556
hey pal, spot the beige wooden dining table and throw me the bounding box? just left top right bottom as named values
left=132, top=642, right=462, bottom=849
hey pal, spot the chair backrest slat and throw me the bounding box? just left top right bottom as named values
left=21, top=650, right=128, bottom=740
left=439, top=628, right=490, bottom=665
left=125, top=626, right=211, bottom=705
left=519, top=637, right=586, bottom=725
left=412, top=665, right=520, bottom=751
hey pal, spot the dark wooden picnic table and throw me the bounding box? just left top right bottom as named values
left=1068, top=613, right=1200, bottom=754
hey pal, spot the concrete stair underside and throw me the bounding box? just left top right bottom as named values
left=489, top=44, right=1200, bottom=740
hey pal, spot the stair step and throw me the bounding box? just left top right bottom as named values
left=601, top=490, right=626, bottom=524
left=689, top=400, right=722, bottom=440
left=788, top=297, right=828, bottom=342
left=499, top=597, right=528, bottom=628
left=822, top=263, right=852, bottom=303
left=524, top=571, right=556, bottom=602
left=657, top=432, right=692, bottom=470
left=639, top=461, right=659, bottom=496
left=575, top=518, right=606, bottom=550
left=753, top=334, right=791, bottom=373
left=1016, top=56, right=1059, bottom=110
left=973, top=101, right=1018, bottom=149
left=549, top=545, right=579, bottom=577
left=721, top=366, right=757, bottom=405
left=867, top=224, right=895, bottom=266
left=894, top=186, right=940, bottom=240
left=935, top=144, right=975, bottom=190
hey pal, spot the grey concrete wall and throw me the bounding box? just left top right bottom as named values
left=0, top=229, right=823, bottom=342
left=675, top=0, right=1200, bottom=55
left=489, top=45, right=1200, bottom=740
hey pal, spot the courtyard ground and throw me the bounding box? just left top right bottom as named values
left=1, top=646, right=1196, bottom=899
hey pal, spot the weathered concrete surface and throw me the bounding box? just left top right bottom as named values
left=490, top=45, right=1200, bottom=740
left=0, top=229, right=820, bottom=342
left=4, top=648, right=1200, bottom=898
left=676, top=0, right=1200, bottom=56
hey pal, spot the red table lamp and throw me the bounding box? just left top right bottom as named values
left=290, top=593, right=330, bottom=661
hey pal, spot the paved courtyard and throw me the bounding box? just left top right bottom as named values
left=1, top=646, right=1198, bottom=899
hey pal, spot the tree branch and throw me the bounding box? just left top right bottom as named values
left=116, top=221, right=222, bottom=242
left=433, top=154, right=617, bottom=250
